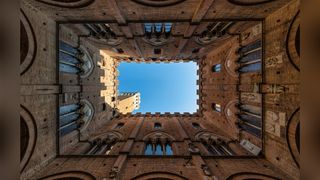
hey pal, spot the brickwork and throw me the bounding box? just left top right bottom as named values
left=20, top=0, right=300, bottom=179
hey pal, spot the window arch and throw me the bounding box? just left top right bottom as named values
left=143, top=132, right=175, bottom=156
left=236, top=40, right=262, bottom=73
left=59, top=100, right=94, bottom=137
left=143, top=22, right=172, bottom=46
left=196, top=132, right=234, bottom=156
left=195, top=22, right=234, bottom=45
left=85, top=132, right=121, bottom=155
left=59, top=41, right=94, bottom=77
left=144, top=140, right=173, bottom=156
left=236, top=109, right=262, bottom=138
left=83, top=23, right=123, bottom=46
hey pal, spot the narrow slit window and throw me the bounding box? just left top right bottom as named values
left=212, top=103, right=221, bottom=112
left=212, top=64, right=221, bottom=72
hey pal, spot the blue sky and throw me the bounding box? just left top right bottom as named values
left=118, top=62, right=198, bottom=113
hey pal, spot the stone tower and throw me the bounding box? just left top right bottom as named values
left=117, top=92, right=141, bottom=114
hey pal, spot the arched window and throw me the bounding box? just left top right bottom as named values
left=144, top=141, right=173, bottom=156
left=236, top=118, right=261, bottom=138
left=59, top=100, right=94, bottom=137
left=212, top=103, right=221, bottom=112
left=212, top=64, right=221, bottom=72
left=144, top=22, right=172, bottom=35
left=192, top=122, right=201, bottom=129
left=237, top=40, right=262, bottom=73
left=59, top=41, right=94, bottom=77
left=59, top=103, right=81, bottom=136
left=143, top=22, right=172, bottom=46
left=85, top=135, right=119, bottom=155
left=154, top=122, right=162, bottom=129
left=236, top=103, right=262, bottom=138
left=196, top=132, right=234, bottom=156
left=196, top=22, right=234, bottom=45
left=143, top=132, right=174, bottom=156
left=114, top=123, right=124, bottom=129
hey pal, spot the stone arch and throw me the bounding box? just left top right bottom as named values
left=78, top=46, right=95, bottom=78
left=286, top=11, right=300, bottom=71
left=20, top=10, right=37, bottom=75
left=38, top=171, right=95, bottom=180
left=78, top=99, right=95, bottom=132
left=195, top=131, right=229, bottom=142
left=35, top=0, right=95, bottom=8
left=143, top=131, right=175, bottom=142
left=89, top=131, right=123, bottom=142
left=131, top=171, right=188, bottom=180
left=87, top=36, right=123, bottom=46
left=224, top=43, right=239, bottom=78
left=20, top=105, right=37, bottom=172
left=227, top=0, right=275, bottom=6
left=224, top=100, right=240, bottom=137
left=286, top=107, right=300, bottom=168
left=226, top=172, right=280, bottom=180
left=131, top=0, right=186, bottom=7
left=142, top=37, right=173, bottom=47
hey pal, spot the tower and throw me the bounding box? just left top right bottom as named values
left=117, top=92, right=140, bottom=114
left=19, top=0, right=301, bottom=179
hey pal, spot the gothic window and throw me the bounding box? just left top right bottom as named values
left=202, top=141, right=233, bottom=156
left=144, top=23, right=153, bottom=33
left=192, top=122, right=201, bottom=129
left=154, top=122, right=162, bottom=129
left=83, top=23, right=121, bottom=46
left=59, top=100, right=94, bottom=137
left=237, top=40, right=262, bottom=73
left=59, top=41, right=94, bottom=77
left=212, top=64, right=221, bottom=72
left=59, top=103, right=81, bottom=136
left=212, top=103, right=221, bottom=112
left=236, top=119, right=261, bottom=138
left=85, top=135, right=118, bottom=155
left=238, top=104, right=262, bottom=116
left=144, top=23, right=172, bottom=35
left=144, top=142, right=153, bottom=155
left=59, top=41, right=81, bottom=74
left=196, top=22, right=234, bottom=45
left=144, top=141, right=173, bottom=156
left=165, top=143, right=173, bottom=155
left=114, top=123, right=124, bottom=129
left=236, top=104, right=262, bottom=138
left=143, top=23, right=172, bottom=46
left=197, top=133, right=234, bottom=156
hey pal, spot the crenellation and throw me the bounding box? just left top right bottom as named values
left=20, top=0, right=300, bottom=179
